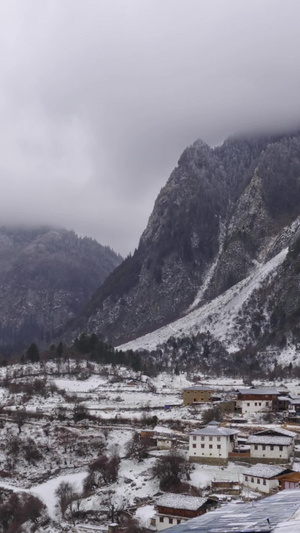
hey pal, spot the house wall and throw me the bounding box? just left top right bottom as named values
left=157, top=439, right=173, bottom=449
left=156, top=515, right=187, bottom=531
left=189, top=433, right=234, bottom=461
left=249, top=443, right=292, bottom=461
left=183, top=390, right=212, bottom=405
left=236, top=399, right=273, bottom=414
left=242, top=474, right=278, bottom=494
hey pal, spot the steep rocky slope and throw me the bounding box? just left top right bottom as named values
left=72, top=132, right=300, bottom=353
left=0, top=226, right=122, bottom=352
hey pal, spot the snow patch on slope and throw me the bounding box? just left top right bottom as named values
left=119, top=248, right=288, bottom=353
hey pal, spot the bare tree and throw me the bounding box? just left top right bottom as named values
left=104, top=491, right=129, bottom=524
left=6, top=435, right=21, bottom=470
left=55, top=481, right=76, bottom=518
left=13, top=408, right=27, bottom=434
left=125, top=432, right=148, bottom=462
left=152, top=450, right=193, bottom=491
left=88, top=453, right=120, bottom=485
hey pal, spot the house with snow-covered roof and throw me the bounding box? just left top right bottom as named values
left=235, top=387, right=279, bottom=415
left=246, top=429, right=294, bottom=463
left=155, top=493, right=217, bottom=531
left=242, top=463, right=292, bottom=494
left=189, top=422, right=239, bottom=464
left=287, top=396, right=300, bottom=422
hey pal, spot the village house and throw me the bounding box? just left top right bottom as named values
left=287, top=397, right=300, bottom=422
left=189, top=421, right=239, bottom=464
left=277, top=470, right=300, bottom=489
left=246, top=428, right=295, bottom=463
left=155, top=493, right=216, bottom=531
left=235, top=387, right=279, bottom=415
left=242, top=463, right=292, bottom=494
left=156, top=434, right=176, bottom=449
left=162, top=489, right=300, bottom=533
left=183, top=386, right=214, bottom=406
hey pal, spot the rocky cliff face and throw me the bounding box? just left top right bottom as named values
left=0, top=226, right=122, bottom=352
left=72, top=132, right=300, bottom=352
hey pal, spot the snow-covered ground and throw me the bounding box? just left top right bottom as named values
left=0, top=360, right=300, bottom=532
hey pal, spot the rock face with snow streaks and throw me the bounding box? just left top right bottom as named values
left=73, top=131, right=300, bottom=354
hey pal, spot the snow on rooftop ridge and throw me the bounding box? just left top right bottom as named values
left=238, top=387, right=279, bottom=395
left=118, top=247, right=288, bottom=353
left=156, top=493, right=208, bottom=511
left=247, top=435, right=292, bottom=445
left=190, top=425, right=239, bottom=437
left=242, top=463, right=289, bottom=478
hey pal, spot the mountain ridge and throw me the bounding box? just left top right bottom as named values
left=0, top=225, right=122, bottom=352
left=69, top=131, right=300, bottom=356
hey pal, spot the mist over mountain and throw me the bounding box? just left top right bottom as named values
left=69, top=131, right=300, bottom=369
left=0, top=226, right=122, bottom=352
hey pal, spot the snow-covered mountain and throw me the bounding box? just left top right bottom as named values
left=70, top=131, right=300, bottom=371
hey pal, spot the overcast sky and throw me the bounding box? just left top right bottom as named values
left=0, top=0, right=300, bottom=256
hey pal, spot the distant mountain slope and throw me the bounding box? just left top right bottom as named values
left=71, top=131, right=300, bottom=353
left=0, top=226, right=122, bottom=352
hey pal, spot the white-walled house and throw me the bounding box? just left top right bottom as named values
left=235, top=387, right=279, bottom=415
left=242, top=464, right=292, bottom=494
left=246, top=433, right=294, bottom=463
left=155, top=493, right=216, bottom=531
left=189, top=422, right=239, bottom=464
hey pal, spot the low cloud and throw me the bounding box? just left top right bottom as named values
left=0, top=0, right=300, bottom=255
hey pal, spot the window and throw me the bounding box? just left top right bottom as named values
left=217, top=437, right=221, bottom=441
left=159, top=518, right=163, bottom=523
left=279, top=446, right=283, bottom=451
left=254, top=445, right=258, bottom=450
left=209, top=444, right=212, bottom=449
left=266, top=402, right=269, bottom=406
left=177, top=520, right=181, bottom=525
left=169, top=518, right=173, bottom=524
left=194, top=398, right=197, bottom=402
left=201, top=436, right=205, bottom=441
left=247, top=403, right=250, bottom=406
left=245, top=476, right=248, bottom=481
left=193, top=444, right=196, bottom=448
left=255, top=402, right=257, bottom=406
left=193, top=436, right=196, bottom=441
left=257, top=478, right=260, bottom=484
left=258, top=402, right=261, bottom=406
left=251, top=477, right=254, bottom=482
left=262, top=445, right=266, bottom=450
left=217, top=445, right=221, bottom=449
left=270, top=445, right=274, bottom=451
left=201, top=444, right=205, bottom=449
left=209, top=437, right=213, bottom=441
left=263, top=480, right=266, bottom=485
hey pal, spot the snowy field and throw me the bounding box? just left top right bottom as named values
left=0, top=361, right=300, bottom=531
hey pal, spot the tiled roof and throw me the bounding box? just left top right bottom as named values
left=238, top=387, right=279, bottom=395
left=256, top=428, right=297, bottom=438
left=156, top=493, right=208, bottom=511
left=183, top=386, right=214, bottom=391
left=247, top=435, right=292, bottom=446
left=190, top=425, right=239, bottom=437
left=164, top=489, right=300, bottom=533
left=242, top=463, right=289, bottom=478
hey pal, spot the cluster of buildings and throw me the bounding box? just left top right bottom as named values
left=152, top=384, right=300, bottom=531
left=183, top=383, right=300, bottom=421
left=188, top=424, right=297, bottom=465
